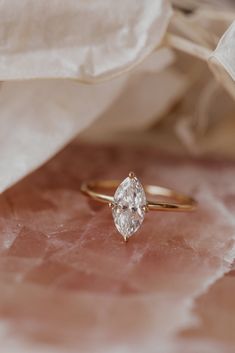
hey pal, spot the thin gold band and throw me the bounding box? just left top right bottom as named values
left=81, top=180, right=197, bottom=212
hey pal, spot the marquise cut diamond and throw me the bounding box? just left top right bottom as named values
left=112, top=174, right=147, bottom=239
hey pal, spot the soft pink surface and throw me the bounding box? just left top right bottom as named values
left=0, top=143, right=234, bottom=353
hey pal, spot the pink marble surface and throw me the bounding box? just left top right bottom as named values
left=0, top=143, right=234, bottom=353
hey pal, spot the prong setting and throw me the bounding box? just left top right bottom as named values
left=128, top=171, right=136, bottom=179
left=142, top=204, right=149, bottom=213
left=109, top=202, right=116, bottom=209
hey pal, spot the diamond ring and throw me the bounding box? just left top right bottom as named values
left=81, top=172, right=197, bottom=242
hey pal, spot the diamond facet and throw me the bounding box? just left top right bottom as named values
left=112, top=174, right=147, bottom=239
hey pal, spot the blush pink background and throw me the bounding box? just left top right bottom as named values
left=0, top=143, right=234, bottom=353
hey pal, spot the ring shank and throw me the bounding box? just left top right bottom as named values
left=81, top=180, right=196, bottom=212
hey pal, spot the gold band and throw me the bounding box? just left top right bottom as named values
left=81, top=180, right=197, bottom=212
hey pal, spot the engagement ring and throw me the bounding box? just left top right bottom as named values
left=81, top=172, right=197, bottom=242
